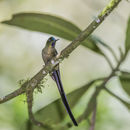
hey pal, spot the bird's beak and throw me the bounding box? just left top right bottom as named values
left=55, top=39, right=59, bottom=42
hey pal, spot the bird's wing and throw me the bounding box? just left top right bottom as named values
left=52, top=68, right=78, bottom=126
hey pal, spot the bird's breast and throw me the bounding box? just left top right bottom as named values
left=42, top=47, right=57, bottom=64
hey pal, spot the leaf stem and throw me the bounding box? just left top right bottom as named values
left=104, top=87, right=130, bottom=110
left=102, top=53, right=114, bottom=70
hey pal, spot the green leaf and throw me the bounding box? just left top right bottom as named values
left=120, top=72, right=130, bottom=96
left=125, top=17, right=130, bottom=52
left=1, top=13, right=102, bottom=54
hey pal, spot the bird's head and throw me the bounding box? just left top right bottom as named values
left=46, top=37, right=59, bottom=47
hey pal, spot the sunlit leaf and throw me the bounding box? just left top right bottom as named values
left=125, top=17, right=130, bottom=52
left=120, top=72, right=130, bottom=96
left=1, top=13, right=102, bottom=54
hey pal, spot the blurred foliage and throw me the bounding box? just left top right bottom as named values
left=1, top=13, right=103, bottom=55
left=0, top=1, right=130, bottom=130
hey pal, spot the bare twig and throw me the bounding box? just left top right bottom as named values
left=26, top=85, right=51, bottom=129
left=89, top=101, right=97, bottom=130
left=106, top=45, right=119, bottom=63
left=104, top=87, right=130, bottom=110
left=102, top=53, right=114, bottom=70
left=0, top=86, right=26, bottom=104
left=93, top=36, right=119, bottom=63
left=26, top=86, right=42, bottom=127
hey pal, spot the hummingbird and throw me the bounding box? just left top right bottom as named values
left=42, top=37, right=78, bottom=126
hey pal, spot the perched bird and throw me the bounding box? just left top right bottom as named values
left=42, top=37, right=78, bottom=126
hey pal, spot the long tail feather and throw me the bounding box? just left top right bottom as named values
left=52, top=70, right=78, bottom=126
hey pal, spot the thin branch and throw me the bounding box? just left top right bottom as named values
left=26, top=87, right=42, bottom=127
left=89, top=101, right=97, bottom=130
left=104, top=87, right=130, bottom=110
left=0, top=86, right=25, bottom=104
left=106, top=45, right=119, bottom=63
left=92, top=35, right=119, bottom=70
left=91, top=35, right=119, bottom=63
left=26, top=86, right=51, bottom=129
left=76, top=51, right=127, bottom=124
left=102, top=53, right=114, bottom=70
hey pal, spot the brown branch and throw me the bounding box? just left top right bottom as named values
left=26, top=85, right=51, bottom=129
left=0, top=86, right=25, bottom=104
left=89, top=101, right=97, bottom=130
left=26, top=86, right=41, bottom=127
left=102, top=53, right=114, bottom=70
